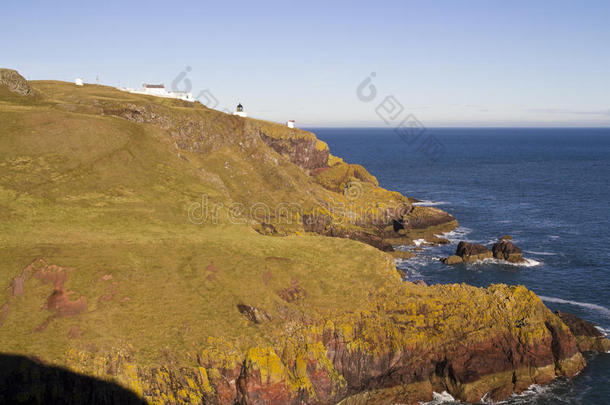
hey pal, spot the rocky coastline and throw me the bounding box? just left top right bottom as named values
left=0, top=70, right=608, bottom=404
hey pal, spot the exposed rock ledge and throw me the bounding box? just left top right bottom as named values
left=8, top=282, right=606, bottom=405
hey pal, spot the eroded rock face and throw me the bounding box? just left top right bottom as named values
left=259, top=133, right=329, bottom=171
left=492, top=239, right=524, bottom=263
left=556, top=311, right=610, bottom=352
left=455, top=241, right=493, bottom=263
left=229, top=284, right=587, bottom=405
left=0, top=68, right=31, bottom=96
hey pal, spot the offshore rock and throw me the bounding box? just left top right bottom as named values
left=442, top=255, right=463, bottom=265
left=492, top=239, right=525, bottom=263
left=455, top=241, right=493, bottom=263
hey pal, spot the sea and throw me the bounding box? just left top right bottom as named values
left=309, top=127, right=610, bottom=405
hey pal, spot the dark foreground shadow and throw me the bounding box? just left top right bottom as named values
left=0, top=353, right=147, bottom=404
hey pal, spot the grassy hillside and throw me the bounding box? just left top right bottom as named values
left=0, top=78, right=404, bottom=367
left=2, top=73, right=594, bottom=405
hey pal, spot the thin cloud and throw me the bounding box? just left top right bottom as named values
left=528, top=108, right=610, bottom=116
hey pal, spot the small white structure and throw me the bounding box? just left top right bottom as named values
left=119, top=83, right=194, bottom=102
left=286, top=120, right=295, bottom=128
left=75, top=78, right=84, bottom=86
left=232, top=103, right=248, bottom=117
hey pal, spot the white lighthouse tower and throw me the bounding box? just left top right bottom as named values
left=232, top=103, right=248, bottom=117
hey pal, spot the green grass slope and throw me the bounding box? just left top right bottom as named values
left=0, top=79, right=403, bottom=369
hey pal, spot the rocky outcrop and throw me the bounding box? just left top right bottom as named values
left=442, top=255, right=463, bottom=265
left=402, top=206, right=456, bottom=230
left=313, top=161, right=378, bottom=193
left=259, top=132, right=329, bottom=171
left=492, top=239, right=525, bottom=263
left=237, top=304, right=272, bottom=324
left=0, top=68, right=31, bottom=96
left=42, top=284, right=589, bottom=405
left=77, top=284, right=589, bottom=405
left=556, top=311, right=610, bottom=353
left=385, top=206, right=458, bottom=248
left=454, top=241, right=493, bottom=263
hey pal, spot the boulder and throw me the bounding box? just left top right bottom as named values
left=492, top=239, right=524, bottom=263
left=500, top=235, right=512, bottom=240
left=455, top=241, right=492, bottom=263
left=442, top=255, right=463, bottom=265
left=0, top=68, right=31, bottom=96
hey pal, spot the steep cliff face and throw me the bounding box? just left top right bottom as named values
left=229, top=284, right=589, bottom=404
left=1, top=73, right=607, bottom=405
left=258, top=132, right=329, bottom=171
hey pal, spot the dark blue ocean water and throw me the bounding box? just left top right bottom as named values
left=309, top=127, right=610, bottom=405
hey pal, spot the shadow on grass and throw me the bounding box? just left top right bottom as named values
left=0, top=353, right=147, bottom=404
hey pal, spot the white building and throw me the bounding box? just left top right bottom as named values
left=232, top=103, right=248, bottom=117
left=119, top=83, right=194, bottom=102
left=75, top=78, right=84, bottom=86
left=286, top=120, right=295, bottom=128
left=141, top=84, right=166, bottom=96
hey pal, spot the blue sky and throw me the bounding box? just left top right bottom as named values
left=2, top=0, right=609, bottom=126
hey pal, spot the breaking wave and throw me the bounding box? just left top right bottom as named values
left=413, top=238, right=427, bottom=247
left=493, top=383, right=558, bottom=404
left=539, top=296, right=610, bottom=318
left=470, top=257, right=542, bottom=267
left=524, top=250, right=557, bottom=256
left=439, top=226, right=472, bottom=243
left=412, top=200, right=449, bottom=206
left=420, top=391, right=460, bottom=404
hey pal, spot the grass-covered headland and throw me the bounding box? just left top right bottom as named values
left=0, top=69, right=607, bottom=404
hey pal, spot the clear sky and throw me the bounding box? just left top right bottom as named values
left=2, top=0, right=609, bottom=127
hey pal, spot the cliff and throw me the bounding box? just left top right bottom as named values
left=0, top=71, right=607, bottom=404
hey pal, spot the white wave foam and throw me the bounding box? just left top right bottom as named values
left=413, top=238, right=427, bottom=247
left=524, top=250, right=557, bottom=256
left=494, top=384, right=553, bottom=404
left=470, top=257, right=541, bottom=267
left=440, top=226, right=472, bottom=243
left=510, top=257, right=541, bottom=267
left=539, top=296, right=610, bottom=318
left=594, top=326, right=610, bottom=338
left=420, top=391, right=458, bottom=404
left=412, top=200, right=448, bottom=206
